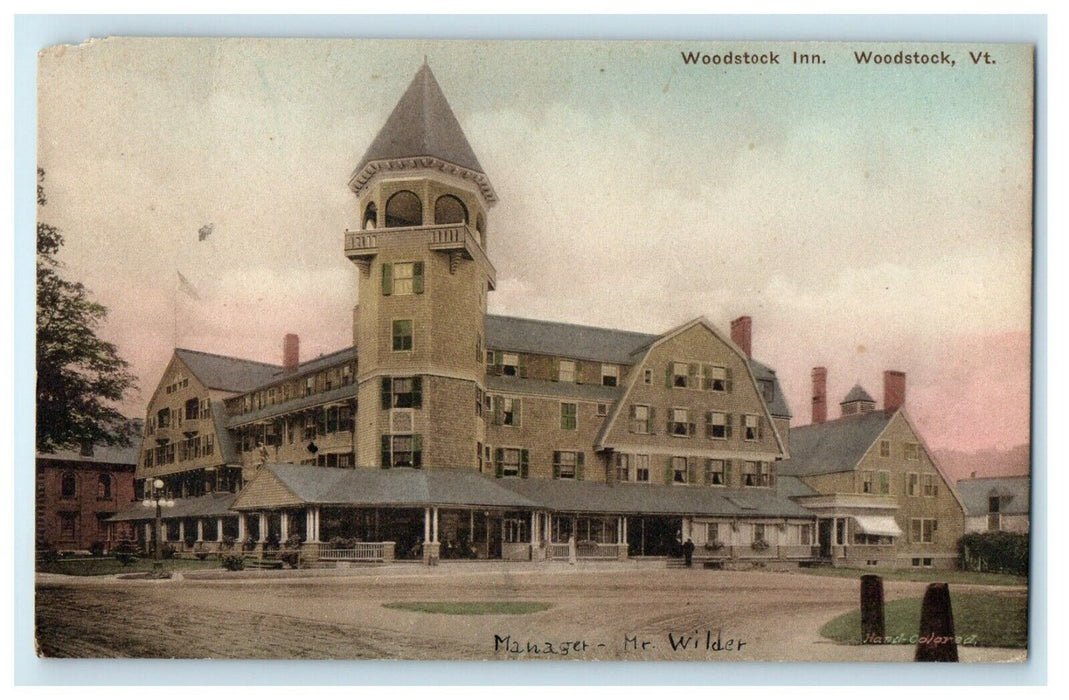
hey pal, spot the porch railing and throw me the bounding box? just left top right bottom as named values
left=548, top=542, right=625, bottom=560
left=317, top=542, right=392, bottom=562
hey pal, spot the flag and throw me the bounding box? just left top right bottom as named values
left=198, top=223, right=214, bottom=241
left=177, top=271, right=201, bottom=301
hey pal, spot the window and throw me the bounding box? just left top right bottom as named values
left=615, top=453, right=650, bottom=483
left=907, top=472, right=920, bottom=497
left=487, top=351, right=524, bottom=377
left=753, top=523, right=767, bottom=544
left=384, top=190, right=422, bottom=227
left=799, top=524, right=813, bottom=546
left=860, top=470, right=874, bottom=494
left=703, top=365, right=731, bottom=392
left=601, top=364, right=618, bottom=387
left=643, top=369, right=652, bottom=384
left=835, top=518, right=847, bottom=546
left=706, top=523, right=721, bottom=545
left=629, top=404, right=653, bottom=434
left=61, top=472, right=76, bottom=498
left=877, top=471, right=890, bottom=495
left=342, top=364, right=352, bottom=386
left=491, top=395, right=521, bottom=427
left=501, top=353, right=520, bottom=376
left=758, top=379, right=774, bottom=402
left=922, top=474, right=937, bottom=497
left=596, top=403, right=608, bottom=417
left=743, top=414, right=762, bottom=441
left=671, top=456, right=690, bottom=484
left=669, top=408, right=693, bottom=437
left=381, top=376, right=423, bottom=409
left=560, top=403, right=577, bottom=430
left=553, top=451, right=584, bottom=480
left=558, top=360, right=576, bottom=383
left=304, top=377, right=313, bottom=396
left=185, top=398, right=200, bottom=420
left=392, top=320, right=413, bottom=351
left=904, top=442, right=921, bottom=460
left=434, top=194, right=468, bottom=224
left=705, top=411, right=731, bottom=440
left=670, top=362, right=689, bottom=388
left=381, top=434, right=423, bottom=468
left=705, top=459, right=730, bottom=486
left=97, top=474, right=112, bottom=499
left=59, top=513, right=76, bottom=539
left=157, top=407, right=171, bottom=428
left=879, top=440, right=891, bottom=457
left=503, top=518, right=528, bottom=543
left=910, top=518, right=937, bottom=543
left=382, top=261, right=424, bottom=296
left=494, top=448, right=529, bottom=478
left=743, top=461, right=772, bottom=487
left=911, top=557, right=934, bottom=568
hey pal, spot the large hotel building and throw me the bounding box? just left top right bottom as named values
left=109, top=64, right=965, bottom=569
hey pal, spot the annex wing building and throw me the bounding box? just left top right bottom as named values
left=108, top=64, right=964, bottom=569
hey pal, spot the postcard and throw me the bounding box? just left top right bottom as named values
left=34, top=37, right=1033, bottom=663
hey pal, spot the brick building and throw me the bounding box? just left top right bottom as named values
left=109, top=63, right=962, bottom=568
left=36, top=423, right=141, bottom=553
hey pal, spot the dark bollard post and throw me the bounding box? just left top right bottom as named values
left=860, top=575, right=885, bottom=643
left=915, top=582, right=958, bottom=662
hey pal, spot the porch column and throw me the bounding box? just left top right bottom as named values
left=424, top=507, right=431, bottom=543
left=196, top=519, right=204, bottom=542
left=432, top=507, right=439, bottom=544
left=313, top=507, right=320, bottom=542
left=258, top=512, right=268, bottom=542
left=530, top=511, right=538, bottom=544
left=144, top=522, right=151, bottom=545
left=237, top=513, right=246, bottom=541
left=178, top=520, right=185, bottom=544
left=280, top=512, right=289, bottom=541
left=216, top=517, right=224, bottom=542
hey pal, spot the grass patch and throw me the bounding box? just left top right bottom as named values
left=820, top=592, right=1028, bottom=648
left=384, top=601, right=550, bottom=615
left=37, top=557, right=221, bottom=577
left=799, top=566, right=1027, bottom=587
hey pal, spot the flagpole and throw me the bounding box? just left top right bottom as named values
left=173, top=270, right=179, bottom=349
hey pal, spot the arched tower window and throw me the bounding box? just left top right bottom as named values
left=363, top=202, right=377, bottom=230
left=98, top=474, right=112, bottom=500
left=61, top=472, right=77, bottom=498
left=434, top=195, right=468, bottom=225
left=385, top=191, right=422, bottom=228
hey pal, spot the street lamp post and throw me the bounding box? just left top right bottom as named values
left=142, top=478, right=175, bottom=571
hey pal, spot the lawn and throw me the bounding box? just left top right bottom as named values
left=799, top=566, right=1027, bottom=588
left=37, top=557, right=223, bottom=577
left=383, top=601, right=551, bottom=615
left=820, top=592, right=1028, bottom=648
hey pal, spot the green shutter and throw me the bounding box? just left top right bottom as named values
left=494, top=448, right=504, bottom=477
left=412, top=435, right=423, bottom=468
left=702, top=460, right=710, bottom=485
left=381, top=263, right=392, bottom=296
left=576, top=452, right=585, bottom=481
left=725, top=413, right=733, bottom=439
left=725, top=367, right=733, bottom=393
left=412, top=376, right=422, bottom=409
left=492, top=396, right=502, bottom=425
left=758, top=416, right=764, bottom=440
left=664, top=458, right=673, bottom=485
left=648, top=407, right=656, bottom=434
left=553, top=452, right=561, bottom=479
left=687, top=457, right=696, bottom=485
left=520, top=450, right=529, bottom=479
left=665, top=364, right=673, bottom=388
left=574, top=361, right=582, bottom=384
left=688, top=363, right=699, bottom=389
left=413, top=261, right=424, bottom=294
left=381, top=377, right=392, bottom=409
left=725, top=460, right=733, bottom=487
left=514, top=399, right=522, bottom=426
left=380, top=435, right=391, bottom=469
left=518, top=354, right=527, bottom=379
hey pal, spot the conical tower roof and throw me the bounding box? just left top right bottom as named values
left=353, top=63, right=485, bottom=176
left=840, top=384, right=875, bottom=404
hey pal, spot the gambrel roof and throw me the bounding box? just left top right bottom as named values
left=174, top=349, right=282, bottom=393
left=485, top=314, right=660, bottom=365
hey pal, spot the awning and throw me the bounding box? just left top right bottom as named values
left=852, top=515, right=903, bottom=537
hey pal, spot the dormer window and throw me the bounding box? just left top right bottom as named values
left=601, top=364, right=618, bottom=387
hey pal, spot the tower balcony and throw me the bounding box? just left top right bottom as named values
left=344, top=223, right=496, bottom=289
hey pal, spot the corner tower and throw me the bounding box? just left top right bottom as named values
left=346, top=63, right=497, bottom=471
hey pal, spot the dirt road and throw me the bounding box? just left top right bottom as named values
left=34, top=562, right=1027, bottom=662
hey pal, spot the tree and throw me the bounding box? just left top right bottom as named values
left=36, top=168, right=137, bottom=453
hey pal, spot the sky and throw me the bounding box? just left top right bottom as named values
left=35, top=38, right=1034, bottom=455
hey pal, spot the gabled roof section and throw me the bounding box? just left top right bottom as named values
left=353, top=63, right=485, bottom=177
left=841, top=384, right=875, bottom=404
left=485, top=314, right=660, bottom=365
left=36, top=420, right=143, bottom=465
left=777, top=411, right=892, bottom=477
left=956, top=475, right=1030, bottom=516
left=107, top=492, right=238, bottom=522
left=174, top=349, right=281, bottom=393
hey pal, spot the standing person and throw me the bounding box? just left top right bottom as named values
left=683, top=538, right=695, bottom=567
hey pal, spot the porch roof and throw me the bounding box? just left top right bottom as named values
left=497, top=478, right=815, bottom=518
left=106, top=492, right=238, bottom=523
left=233, top=464, right=540, bottom=510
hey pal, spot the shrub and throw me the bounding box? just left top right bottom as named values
left=89, top=541, right=106, bottom=557
left=751, top=539, right=769, bottom=551
left=959, top=532, right=1029, bottom=576
left=196, top=551, right=210, bottom=561
left=221, top=554, right=245, bottom=571
left=280, top=550, right=301, bottom=569
left=264, top=531, right=281, bottom=551
left=184, top=533, right=197, bottom=549
left=221, top=534, right=236, bottom=550
left=704, top=541, right=724, bottom=552
left=161, top=543, right=177, bottom=560
left=285, top=532, right=303, bottom=549
left=113, top=539, right=139, bottom=566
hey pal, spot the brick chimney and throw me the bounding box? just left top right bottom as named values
left=811, top=367, right=827, bottom=425
left=884, top=370, right=906, bottom=414
left=283, top=333, right=300, bottom=372
left=731, top=316, right=752, bottom=358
